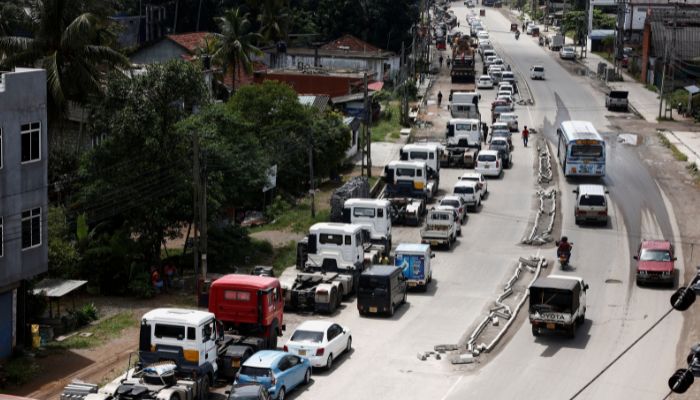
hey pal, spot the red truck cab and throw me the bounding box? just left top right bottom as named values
left=208, top=274, right=285, bottom=348
left=634, top=240, right=676, bottom=286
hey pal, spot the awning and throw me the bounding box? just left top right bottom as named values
left=32, top=279, right=88, bottom=298
left=368, top=81, right=384, bottom=91
left=685, top=85, right=700, bottom=95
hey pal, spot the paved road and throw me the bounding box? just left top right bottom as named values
left=444, top=5, right=685, bottom=400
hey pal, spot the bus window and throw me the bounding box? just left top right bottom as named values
left=571, top=144, right=603, bottom=157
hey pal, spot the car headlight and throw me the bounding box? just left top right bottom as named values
left=662, top=271, right=672, bottom=276
left=638, top=270, right=647, bottom=276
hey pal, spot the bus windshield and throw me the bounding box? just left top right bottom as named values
left=570, top=144, right=603, bottom=158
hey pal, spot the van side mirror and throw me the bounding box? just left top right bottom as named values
left=572, top=189, right=578, bottom=193
left=431, top=253, right=436, bottom=259
left=673, top=257, right=678, bottom=261
left=633, top=255, right=638, bottom=260
left=584, top=284, right=589, bottom=291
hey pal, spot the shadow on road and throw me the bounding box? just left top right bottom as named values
left=536, top=319, right=593, bottom=357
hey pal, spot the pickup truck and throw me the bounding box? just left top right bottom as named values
left=420, top=208, right=458, bottom=249
left=529, top=275, right=588, bottom=338
left=605, top=90, right=629, bottom=111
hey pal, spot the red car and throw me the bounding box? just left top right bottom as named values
left=634, top=240, right=676, bottom=286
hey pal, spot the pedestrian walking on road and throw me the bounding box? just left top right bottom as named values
left=447, top=56, right=452, bottom=68
left=522, top=125, right=530, bottom=147
left=437, top=91, right=443, bottom=107
left=482, top=123, right=489, bottom=143
left=439, top=55, right=444, bottom=68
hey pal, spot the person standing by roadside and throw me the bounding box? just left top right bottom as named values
left=437, top=91, right=443, bottom=107
left=522, top=125, right=530, bottom=147
left=482, top=123, right=489, bottom=143
left=439, top=55, right=444, bottom=68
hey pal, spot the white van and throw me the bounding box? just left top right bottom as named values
left=573, top=184, right=609, bottom=225
left=475, top=149, right=502, bottom=177
left=452, top=181, right=482, bottom=210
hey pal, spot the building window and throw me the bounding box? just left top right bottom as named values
left=0, top=217, right=3, bottom=257
left=21, top=208, right=41, bottom=249
left=21, top=122, right=41, bottom=163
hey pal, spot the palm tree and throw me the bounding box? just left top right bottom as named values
left=0, top=0, right=129, bottom=120
left=257, top=0, right=290, bottom=44
left=214, top=8, right=262, bottom=92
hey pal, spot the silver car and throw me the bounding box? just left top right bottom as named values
left=560, top=46, right=576, bottom=60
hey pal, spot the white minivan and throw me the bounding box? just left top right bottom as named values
left=453, top=181, right=482, bottom=210
left=573, top=184, right=609, bottom=225
left=475, top=150, right=503, bottom=177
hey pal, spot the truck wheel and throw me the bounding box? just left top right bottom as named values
left=402, top=290, right=407, bottom=304
left=389, top=302, right=395, bottom=316
left=328, top=289, right=338, bottom=314
left=199, top=375, right=210, bottom=400
left=532, top=326, right=540, bottom=337
left=268, top=322, right=279, bottom=349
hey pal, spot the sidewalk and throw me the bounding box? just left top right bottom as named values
left=505, top=8, right=700, bottom=167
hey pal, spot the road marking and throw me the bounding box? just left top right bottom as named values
left=440, top=375, right=463, bottom=400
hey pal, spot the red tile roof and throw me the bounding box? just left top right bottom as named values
left=166, top=32, right=212, bottom=54
left=321, top=34, right=382, bottom=52
left=223, top=61, right=267, bottom=89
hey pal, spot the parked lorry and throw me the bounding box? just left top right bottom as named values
left=400, top=143, right=441, bottom=192
left=449, top=92, right=481, bottom=120
left=395, top=243, right=434, bottom=291
left=62, top=287, right=285, bottom=400
left=382, top=160, right=431, bottom=225
left=286, top=223, right=381, bottom=312
left=451, top=36, right=476, bottom=84
left=440, top=139, right=479, bottom=168
left=550, top=34, right=564, bottom=51
left=342, top=198, right=392, bottom=254
left=420, top=208, right=459, bottom=249
left=605, top=90, right=629, bottom=111
left=529, top=275, right=588, bottom=338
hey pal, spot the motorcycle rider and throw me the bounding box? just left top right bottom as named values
left=556, top=236, right=573, bottom=263
left=515, top=30, right=520, bottom=40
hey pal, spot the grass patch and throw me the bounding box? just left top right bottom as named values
left=45, top=311, right=136, bottom=350
left=592, top=51, right=613, bottom=63
left=4, top=355, right=41, bottom=386
left=657, top=132, right=689, bottom=161
left=251, top=198, right=330, bottom=234
left=371, top=101, right=402, bottom=142
left=271, top=241, right=298, bottom=275
left=645, top=83, right=658, bottom=93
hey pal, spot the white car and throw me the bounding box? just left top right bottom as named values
left=496, top=94, right=514, bottom=110
left=477, top=75, right=494, bottom=89
left=459, top=172, right=488, bottom=199
left=560, top=47, right=576, bottom=60
left=485, top=55, right=497, bottom=67
left=487, top=64, right=503, bottom=74
left=526, top=23, right=536, bottom=35
left=498, top=112, right=519, bottom=132
left=498, top=83, right=514, bottom=95
left=530, top=65, right=545, bottom=80
left=284, top=320, right=352, bottom=369
left=439, top=196, right=467, bottom=226
left=453, top=181, right=482, bottom=211
left=477, top=31, right=489, bottom=40
left=475, top=149, right=503, bottom=177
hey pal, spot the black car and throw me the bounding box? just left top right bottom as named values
left=228, top=383, right=272, bottom=400
left=488, top=139, right=512, bottom=168
left=357, top=265, right=407, bottom=317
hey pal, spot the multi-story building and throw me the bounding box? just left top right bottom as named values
left=0, top=68, right=49, bottom=358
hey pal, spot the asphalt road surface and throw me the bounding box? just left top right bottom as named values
left=271, top=5, right=686, bottom=400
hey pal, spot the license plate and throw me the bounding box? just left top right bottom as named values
left=546, top=323, right=556, bottom=330
left=232, top=360, right=240, bottom=368
left=408, top=282, right=417, bottom=287
left=484, top=165, right=490, bottom=168
left=431, top=241, right=439, bottom=245
left=298, top=350, right=306, bottom=356
left=369, top=307, right=378, bottom=313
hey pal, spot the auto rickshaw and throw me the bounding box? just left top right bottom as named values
left=510, top=23, right=518, bottom=32
left=532, top=26, right=540, bottom=37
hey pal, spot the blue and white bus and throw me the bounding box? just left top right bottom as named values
left=556, top=120, right=606, bottom=177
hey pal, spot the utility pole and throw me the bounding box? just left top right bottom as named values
left=192, top=132, right=200, bottom=296
left=200, top=154, right=208, bottom=287
left=308, top=144, right=315, bottom=218
left=363, top=72, right=373, bottom=178
left=172, top=0, right=179, bottom=33
left=614, top=0, right=627, bottom=75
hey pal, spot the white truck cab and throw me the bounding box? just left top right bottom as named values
left=343, top=198, right=392, bottom=253
left=450, top=92, right=481, bottom=120
left=139, top=308, right=220, bottom=378
left=306, top=223, right=368, bottom=270
left=400, top=143, right=442, bottom=183
left=384, top=160, right=433, bottom=199
left=446, top=118, right=481, bottom=148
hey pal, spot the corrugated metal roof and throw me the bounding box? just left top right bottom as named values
left=648, top=8, right=700, bottom=60
left=298, top=94, right=330, bottom=112
left=32, top=279, right=87, bottom=298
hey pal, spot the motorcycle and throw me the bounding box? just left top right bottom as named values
left=538, top=37, right=544, bottom=46
left=555, top=241, right=573, bottom=269
left=515, top=31, right=520, bottom=40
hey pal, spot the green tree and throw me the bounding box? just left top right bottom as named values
left=79, top=60, right=208, bottom=265
left=309, top=110, right=351, bottom=178
left=214, top=8, right=262, bottom=92
left=0, top=0, right=129, bottom=119
left=47, top=206, right=80, bottom=278
left=257, top=0, right=290, bottom=44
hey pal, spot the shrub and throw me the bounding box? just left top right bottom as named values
left=128, top=269, right=155, bottom=298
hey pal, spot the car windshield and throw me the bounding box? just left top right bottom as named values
left=454, top=186, right=474, bottom=194
left=534, top=67, right=544, bottom=72
left=229, top=386, right=264, bottom=400
left=441, top=200, right=460, bottom=208
left=640, top=249, right=672, bottom=262
left=563, top=47, right=574, bottom=52
left=579, top=195, right=605, bottom=206
left=359, top=276, right=388, bottom=292
left=240, top=367, right=272, bottom=378
left=479, top=154, right=497, bottom=162
left=291, top=329, right=324, bottom=343
left=460, top=176, right=477, bottom=182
